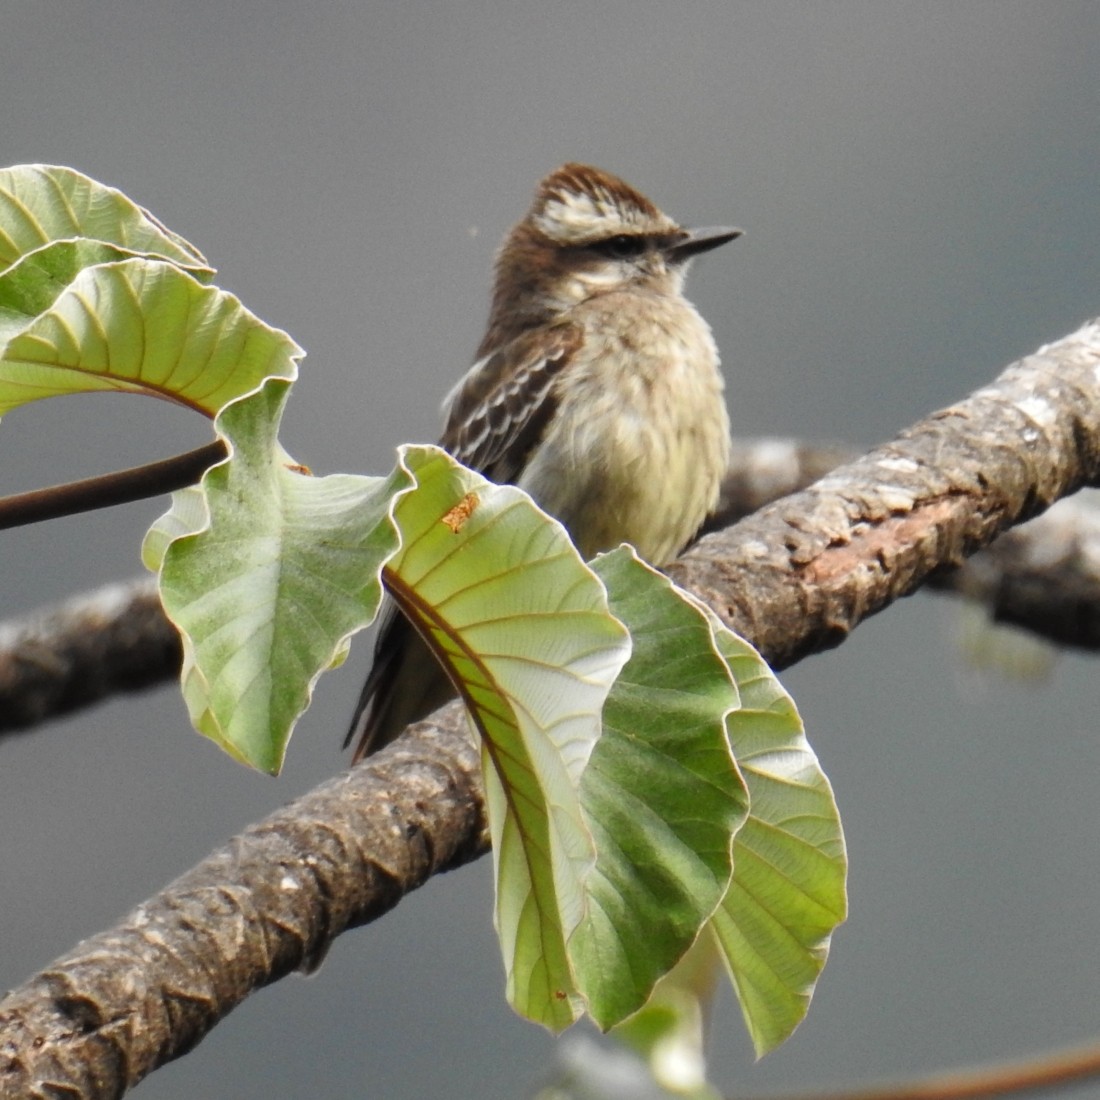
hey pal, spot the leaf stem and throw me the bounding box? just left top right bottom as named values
left=0, top=441, right=227, bottom=530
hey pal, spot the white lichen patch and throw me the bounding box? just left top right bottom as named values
left=1016, top=392, right=1057, bottom=426
left=876, top=455, right=919, bottom=473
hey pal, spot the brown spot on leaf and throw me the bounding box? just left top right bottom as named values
left=442, top=492, right=480, bottom=533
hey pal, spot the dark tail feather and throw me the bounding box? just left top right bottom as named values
left=345, top=601, right=457, bottom=762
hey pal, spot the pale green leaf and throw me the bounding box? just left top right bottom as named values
left=147, top=376, right=413, bottom=773
left=708, top=624, right=848, bottom=1056
left=612, top=930, right=725, bottom=1099
left=0, top=164, right=209, bottom=274
left=382, top=453, right=632, bottom=1030
left=574, top=548, right=748, bottom=1029
left=0, top=258, right=300, bottom=417
left=0, top=239, right=156, bottom=339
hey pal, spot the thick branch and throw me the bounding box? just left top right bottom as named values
left=0, top=708, right=486, bottom=1098
left=2, top=319, right=1100, bottom=1095
left=671, top=320, right=1100, bottom=668
left=0, top=579, right=178, bottom=733
left=707, top=442, right=1100, bottom=652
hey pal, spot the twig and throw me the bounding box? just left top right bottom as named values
left=0, top=441, right=226, bottom=530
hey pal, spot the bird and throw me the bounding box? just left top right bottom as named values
left=346, top=162, right=739, bottom=761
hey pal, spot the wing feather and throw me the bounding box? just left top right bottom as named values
left=441, top=323, right=582, bottom=481
left=346, top=322, right=584, bottom=759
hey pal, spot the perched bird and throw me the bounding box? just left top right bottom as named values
left=347, top=163, right=739, bottom=761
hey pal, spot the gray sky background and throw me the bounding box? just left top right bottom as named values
left=2, top=3, right=1100, bottom=1097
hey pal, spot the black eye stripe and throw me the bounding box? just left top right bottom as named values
left=591, top=234, right=647, bottom=259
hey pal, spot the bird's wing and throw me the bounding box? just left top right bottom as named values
left=345, top=323, right=584, bottom=761
left=439, top=322, right=583, bottom=482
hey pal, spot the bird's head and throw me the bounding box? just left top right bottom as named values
left=483, top=163, right=739, bottom=346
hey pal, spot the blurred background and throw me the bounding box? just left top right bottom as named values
left=2, top=3, right=1100, bottom=1097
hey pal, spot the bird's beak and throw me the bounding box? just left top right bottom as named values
left=667, top=226, right=742, bottom=262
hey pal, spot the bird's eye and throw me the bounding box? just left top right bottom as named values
left=595, top=234, right=646, bottom=259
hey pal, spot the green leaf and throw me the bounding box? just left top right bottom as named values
left=612, top=930, right=725, bottom=1099
left=0, top=164, right=209, bottom=274
left=0, top=258, right=300, bottom=417
left=0, top=240, right=159, bottom=338
left=0, top=167, right=288, bottom=420
left=574, top=548, right=748, bottom=1029
left=146, top=376, right=411, bottom=773
left=382, top=454, right=632, bottom=1031
left=707, top=624, right=848, bottom=1056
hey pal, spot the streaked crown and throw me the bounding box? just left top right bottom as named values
left=528, top=163, right=678, bottom=244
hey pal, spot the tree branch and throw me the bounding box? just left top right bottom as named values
left=0, top=706, right=486, bottom=1098
left=945, top=492, right=1100, bottom=649
left=5, top=447, right=1100, bottom=741
left=2, top=318, right=1100, bottom=1095
left=0, top=579, right=178, bottom=734
left=739, top=1034, right=1100, bottom=1100
left=0, top=442, right=227, bottom=531
left=671, top=320, right=1100, bottom=668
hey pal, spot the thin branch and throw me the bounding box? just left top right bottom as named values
left=0, top=441, right=226, bottom=531
left=740, top=1035, right=1100, bottom=1100
left=2, top=319, right=1100, bottom=1095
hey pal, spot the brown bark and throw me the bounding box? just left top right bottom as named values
left=671, top=321, right=1100, bottom=668
left=0, top=706, right=484, bottom=1099
left=0, top=580, right=177, bottom=733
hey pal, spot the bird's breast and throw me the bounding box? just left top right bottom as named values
left=518, top=295, right=731, bottom=565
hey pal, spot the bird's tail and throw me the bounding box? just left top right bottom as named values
left=345, top=601, right=458, bottom=762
